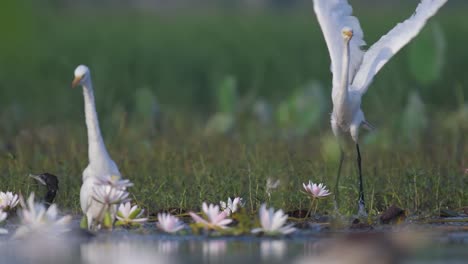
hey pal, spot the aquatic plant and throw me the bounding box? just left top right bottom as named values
left=219, top=197, right=244, bottom=216
left=189, top=202, right=232, bottom=230
left=251, top=204, right=295, bottom=235
left=90, top=185, right=131, bottom=230
left=302, top=181, right=331, bottom=218
left=115, top=202, right=148, bottom=227
left=96, top=175, right=134, bottom=190
left=303, top=181, right=331, bottom=199
left=266, top=178, right=280, bottom=200
left=156, top=213, right=184, bottom=234
left=93, top=185, right=130, bottom=206
left=14, top=193, right=72, bottom=238
left=0, top=191, right=19, bottom=212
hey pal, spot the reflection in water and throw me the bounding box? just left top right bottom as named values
left=81, top=241, right=178, bottom=264
left=260, top=240, right=286, bottom=260
left=1, top=228, right=467, bottom=264
left=158, top=240, right=180, bottom=255
left=295, top=232, right=435, bottom=264
left=0, top=236, right=80, bottom=264
left=201, top=239, right=227, bottom=262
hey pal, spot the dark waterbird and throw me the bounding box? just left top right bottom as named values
left=29, top=173, right=59, bottom=208
left=30, top=172, right=95, bottom=240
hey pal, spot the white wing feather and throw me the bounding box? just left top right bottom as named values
left=351, top=0, right=447, bottom=94
left=313, top=0, right=366, bottom=99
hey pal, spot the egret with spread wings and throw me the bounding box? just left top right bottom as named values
left=312, top=0, right=447, bottom=216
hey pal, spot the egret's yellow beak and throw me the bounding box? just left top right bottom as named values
left=343, top=30, right=353, bottom=38
left=72, top=76, right=82, bottom=88
left=343, top=30, right=353, bottom=39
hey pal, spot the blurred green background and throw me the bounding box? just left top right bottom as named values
left=0, top=0, right=466, bottom=214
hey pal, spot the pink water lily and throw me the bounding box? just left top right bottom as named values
left=189, top=202, right=232, bottom=230
left=252, top=204, right=296, bottom=235
left=303, top=181, right=331, bottom=198
left=157, top=213, right=184, bottom=233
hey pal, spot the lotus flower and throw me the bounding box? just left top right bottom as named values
left=252, top=204, right=296, bottom=235
left=157, top=213, right=184, bottom=233
left=303, top=181, right=331, bottom=198
left=115, top=202, right=148, bottom=226
left=93, top=185, right=130, bottom=205
left=0, top=210, right=8, bottom=234
left=96, top=175, right=133, bottom=190
left=219, top=197, right=244, bottom=216
left=189, top=202, right=232, bottom=230
left=0, top=191, right=19, bottom=211
left=13, top=193, right=72, bottom=238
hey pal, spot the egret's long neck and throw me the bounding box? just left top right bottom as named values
left=82, top=80, right=111, bottom=164
left=337, top=39, right=351, bottom=108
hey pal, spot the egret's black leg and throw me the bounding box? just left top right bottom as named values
left=356, top=144, right=366, bottom=216
left=334, top=149, right=344, bottom=209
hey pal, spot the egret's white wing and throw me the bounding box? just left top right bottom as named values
left=313, top=0, right=366, bottom=99
left=351, top=0, right=447, bottom=94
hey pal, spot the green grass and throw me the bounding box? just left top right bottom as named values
left=0, top=114, right=465, bottom=217
left=0, top=5, right=466, bottom=217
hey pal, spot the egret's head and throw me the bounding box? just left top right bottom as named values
left=342, top=27, right=353, bottom=42
left=72, top=65, right=91, bottom=88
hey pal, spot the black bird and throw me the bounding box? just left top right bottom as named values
left=29, top=172, right=96, bottom=240
left=29, top=173, right=59, bottom=208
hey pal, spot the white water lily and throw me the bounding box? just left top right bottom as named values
left=14, top=193, right=72, bottom=238
left=0, top=210, right=8, bottom=234
left=303, top=181, right=331, bottom=198
left=266, top=178, right=280, bottom=198
left=93, top=185, right=130, bottom=205
left=156, top=213, right=184, bottom=233
left=116, top=202, right=148, bottom=226
left=189, top=202, right=232, bottom=230
left=219, top=197, right=244, bottom=216
left=252, top=204, right=296, bottom=235
left=96, top=175, right=133, bottom=190
left=0, top=191, right=20, bottom=211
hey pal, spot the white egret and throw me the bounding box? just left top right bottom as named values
left=72, top=65, right=123, bottom=229
left=312, top=0, right=447, bottom=215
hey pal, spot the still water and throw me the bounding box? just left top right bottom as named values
left=1, top=222, right=467, bottom=264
